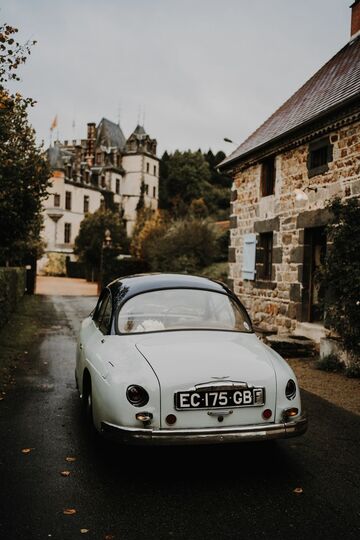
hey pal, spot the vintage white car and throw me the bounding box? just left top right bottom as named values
left=75, top=273, right=307, bottom=444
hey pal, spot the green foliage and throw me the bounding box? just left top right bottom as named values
left=159, top=149, right=231, bottom=219
left=319, top=197, right=360, bottom=358
left=345, top=361, right=360, bottom=379
left=199, top=262, right=229, bottom=283
left=134, top=216, right=219, bottom=274
left=0, top=22, right=49, bottom=264
left=74, top=209, right=129, bottom=271
left=103, top=258, right=150, bottom=286
left=315, top=354, right=344, bottom=373
left=0, top=267, right=26, bottom=329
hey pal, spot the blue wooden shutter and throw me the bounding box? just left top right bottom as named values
left=242, top=233, right=257, bottom=280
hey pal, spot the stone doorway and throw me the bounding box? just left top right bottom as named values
left=301, top=226, right=327, bottom=322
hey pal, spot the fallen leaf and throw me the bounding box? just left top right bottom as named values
left=80, top=529, right=90, bottom=534
left=65, top=456, right=76, bottom=462
left=0, top=397, right=4, bottom=401
left=21, top=448, right=34, bottom=454
left=60, top=471, right=71, bottom=477
left=293, top=487, right=303, bottom=494
left=63, top=508, right=76, bottom=515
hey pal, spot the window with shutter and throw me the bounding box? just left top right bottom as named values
left=242, top=233, right=257, bottom=280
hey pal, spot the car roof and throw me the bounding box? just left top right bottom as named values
left=107, top=273, right=231, bottom=306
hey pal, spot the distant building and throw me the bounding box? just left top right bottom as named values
left=219, top=1, right=360, bottom=341
left=42, top=118, right=159, bottom=260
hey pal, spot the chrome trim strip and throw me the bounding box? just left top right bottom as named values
left=101, top=412, right=308, bottom=445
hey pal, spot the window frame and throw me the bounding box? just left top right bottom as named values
left=65, top=191, right=72, bottom=211
left=93, top=289, right=112, bottom=334
left=64, top=222, right=71, bottom=244
left=307, top=136, right=333, bottom=178
left=260, top=156, right=276, bottom=197
left=256, top=232, right=273, bottom=281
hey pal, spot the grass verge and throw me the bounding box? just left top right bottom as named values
left=0, top=295, right=50, bottom=395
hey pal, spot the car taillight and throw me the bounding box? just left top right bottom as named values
left=285, top=379, right=296, bottom=400
left=126, top=385, right=149, bottom=407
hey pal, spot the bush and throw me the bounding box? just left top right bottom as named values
left=102, top=258, right=150, bottom=287
left=315, top=354, right=344, bottom=373
left=0, top=267, right=26, bottom=329
left=319, top=198, right=360, bottom=369
left=345, top=361, right=360, bottom=379
left=43, top=253, right=66, bottom=276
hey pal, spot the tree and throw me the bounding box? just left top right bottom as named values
left=74, top=209, right=129, bottom=275
left=0, top=23, right=49, bottom=264
left=320, top=197, right=360, bottom=361
left=132, top=214, right=219, bottom=274
left=159, top=149, right=232, bottom=220
left=160, top=150, right=212, bottom=217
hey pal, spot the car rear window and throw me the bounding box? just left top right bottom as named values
left=116, top=289, right=252, bottom=334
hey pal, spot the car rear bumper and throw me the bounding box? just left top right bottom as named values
left=101, top=413, right=308, bottom=445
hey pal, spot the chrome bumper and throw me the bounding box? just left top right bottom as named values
left=101, top=413, right=308, bottom=445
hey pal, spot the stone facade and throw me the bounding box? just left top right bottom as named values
left=229, top=119, right=360, bottom=334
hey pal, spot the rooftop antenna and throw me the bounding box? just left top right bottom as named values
left=142, top=106, right=146, bottom=128
left=137, top=105, right=141, bottom=126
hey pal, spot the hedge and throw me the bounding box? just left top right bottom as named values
left=0, top=267, right=26, bottom=330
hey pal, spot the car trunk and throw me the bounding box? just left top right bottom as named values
left=135, top=331, right=277, bottom=430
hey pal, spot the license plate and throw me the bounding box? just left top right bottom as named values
left=175, top=387, right=264, bottom=410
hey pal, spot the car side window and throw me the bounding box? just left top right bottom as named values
left=94, top=290, right=112, bottom=334
left=99, top=295, right=112, bottom=335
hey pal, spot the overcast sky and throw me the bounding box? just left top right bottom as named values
left=1, top=0, right=352, bottom=156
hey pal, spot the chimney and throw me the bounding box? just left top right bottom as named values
left=351, top=0, right=360, bottom=38
left=86, top=122, right=96, bottom=167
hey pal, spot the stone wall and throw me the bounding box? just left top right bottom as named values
left=229, top=119, right=360, bottom=334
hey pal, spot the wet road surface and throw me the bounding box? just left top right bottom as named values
left=0, top=295, right=359, bottom=539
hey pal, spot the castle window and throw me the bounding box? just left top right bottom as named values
left=307, top=137, right=333, bottom=178
left=54, top=193, right=60, bottom=207
left=153, top=165, right=157, bottom=176
left=64, top=223, right=71, bottom=244
left=116, top=178, right=120, bottom=194
left=65, top=191, right=72, bottom=211
left=101, top=176, right=106, bottom=188
left=83, top=195, right=89, bottom=213
left=153, top=186, right=156, bottom=198
left=261, top=157, right=276, bottom=197
left=145, top=184, right=149, bottom=195
left=146, top=162, right=150, bottom=173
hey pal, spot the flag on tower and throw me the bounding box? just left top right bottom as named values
left=50, top=115, right=58, bottom=130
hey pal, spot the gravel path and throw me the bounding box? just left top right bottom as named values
left=288, top=358, right=360, bottom=416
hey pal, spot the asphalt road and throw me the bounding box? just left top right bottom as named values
left=0, top=295, right=359, bottom=540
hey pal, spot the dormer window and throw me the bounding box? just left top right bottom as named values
left=261, top=156, right=276, bottom=197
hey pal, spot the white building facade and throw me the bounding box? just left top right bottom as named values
left=42, top=119, right=159, bottom=262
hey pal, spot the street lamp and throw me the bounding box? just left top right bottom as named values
left=98, top=228, right=112, bottom=294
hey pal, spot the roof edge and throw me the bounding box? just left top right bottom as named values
left=218, top=92, right=360, bottom=171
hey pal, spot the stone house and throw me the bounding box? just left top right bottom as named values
left=42, top=118, right=159, bottom=263
left=219, top=1, right=360, bottom=342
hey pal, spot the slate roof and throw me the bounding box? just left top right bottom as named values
left=220, top=35, right=360, bottom=169
left=133, top=124, right=146, bottom=136
left=96, top=118, right=126, bottom=150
